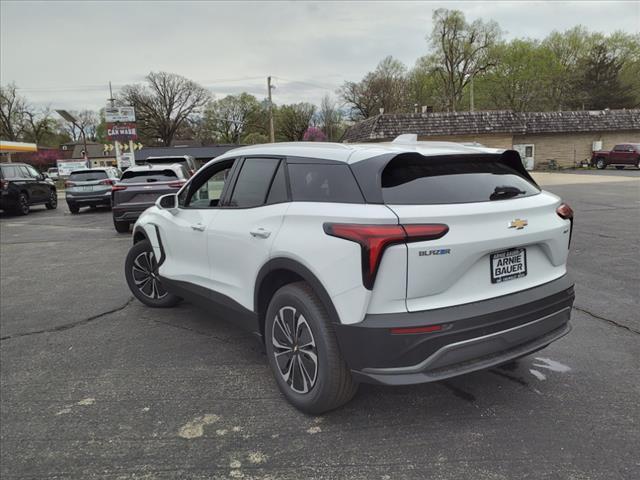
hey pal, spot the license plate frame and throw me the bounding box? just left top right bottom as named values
left=490, top=248, right=527, bottom=284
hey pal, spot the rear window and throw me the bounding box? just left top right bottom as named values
left=146, top=157, right=187, bottom=164
left=69, top=170, right=108, bottom=181
left=120, top=169, right=178, bottom=183
left=381, top=156, right=539, bottom=205
left=288, top=163, right=364, bottom=203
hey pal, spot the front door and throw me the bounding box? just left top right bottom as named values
left=157, top=159, right=236, bottom=292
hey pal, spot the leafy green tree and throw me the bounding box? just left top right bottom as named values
left=427, top=9, right=501, bottom=111
left=276, top=103, right=316, bottom=141
left=200, top=93, right=263, bottom=144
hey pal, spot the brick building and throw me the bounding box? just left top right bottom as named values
left=342, top=109, right=640, bottom=169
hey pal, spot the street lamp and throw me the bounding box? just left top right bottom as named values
left=56, top=110, right=88, bottom=162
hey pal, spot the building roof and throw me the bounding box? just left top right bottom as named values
left=135, top=145, right=239, bottom=162
left=342, top=109, right=640, bottom=143
left=212, top=139, right=502, bottom=166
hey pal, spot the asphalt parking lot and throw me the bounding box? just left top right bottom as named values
left=1, top=170, right=639, bottom=479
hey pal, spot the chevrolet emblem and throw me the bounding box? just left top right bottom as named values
left=509, top=219, right=528, bottom=230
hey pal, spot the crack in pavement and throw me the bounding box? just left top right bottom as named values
left=572, top=305, right=640, bottom=335
left=0, top=297, right=134, bottom=342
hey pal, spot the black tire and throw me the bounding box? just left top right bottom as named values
left=595, top=157, right=606, bottom=169
left=15, top=192, right=30, bottom=215
left=114, top=218, right=130, bottom=233
left=68, top=203, right=80, bottom=214
left=265, top=282, right=358, bottom=414
left=615, top=165, right=625, bottom=170
left=45, top=190, right=57, bottom=209
left=125, top=240, right=181, bottom=308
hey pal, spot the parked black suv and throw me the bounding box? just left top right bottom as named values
left=0, top=163, right=57, bottom=215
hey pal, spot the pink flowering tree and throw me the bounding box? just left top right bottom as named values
left=303, top=127, right=327, bottom=142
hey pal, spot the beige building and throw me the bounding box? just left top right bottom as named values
left=342, top=109, right=640, bottom=169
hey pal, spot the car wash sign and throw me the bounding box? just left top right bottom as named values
left=107, top=123, right=138, bottom=141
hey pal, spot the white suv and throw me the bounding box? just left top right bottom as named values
left=125, top=139, right=575, bottom=413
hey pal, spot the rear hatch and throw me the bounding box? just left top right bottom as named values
left=112, top=168, right=184, bottom=208
left=66, top=170, right=113, bottom=196
left=379, top=153, right=571, bottom=312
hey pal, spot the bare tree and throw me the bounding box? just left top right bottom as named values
left=120, top=72, right=210, bottom=146
left=0, top=83, right=27, bottom=141
left=317, top=94, right=343, bottom=141
left=23, top=107, right=55, bottom=144
left=429, top=9, right=500, bottom=111
left=340, top=56, right=408, bottom=120
left=58, top=110, right=99, bottom=142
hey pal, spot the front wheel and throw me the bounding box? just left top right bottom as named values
left=595, top=158, right=606, bottom=169
left=265, top=282, right=358, bottom=414
left=45, top=190, right=57, bottom=209
left=125, top=240, right=180, bottom=308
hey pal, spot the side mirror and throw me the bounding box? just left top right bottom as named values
left=37, top=173, right=45, bottom=181
left=156, top=193, right=178, bottom=214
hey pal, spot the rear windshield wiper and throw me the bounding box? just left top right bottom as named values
left=490, top=186, right=526, bottom=201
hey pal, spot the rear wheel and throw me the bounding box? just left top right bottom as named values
left=15, top=193, right=29, bottom=215
left=68, top=203, right=79, bottom=214
left=265, top=282, right=358, bottom=414
left=45, top=190, right=57, bottom=209
left=595, top=157, right=606, bottom=169
left=125, top=240, right=180, bottom=308
left=114, top=218, right=130, bottom=233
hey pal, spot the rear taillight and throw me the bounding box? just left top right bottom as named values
left=168, top=181, right=186, bottom=188
left=64, top=180, right=76, bottom=188
left=0, top=179, right=8, bottom=190
left=556, top=203, right=573, bottom=220
left=99, top=179, right=115, bottom=186
left=111, top=185, right=127, bottom=192
left=323, top=223, right=449, bottom=289
left=557, top=202, right=574, bottom=247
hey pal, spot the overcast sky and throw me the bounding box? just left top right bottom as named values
left=1, top=0, right=639, bottom=111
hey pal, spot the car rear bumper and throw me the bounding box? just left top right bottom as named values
left=66, top=191, right=112, bottom=205
left=112, top=205, right=152, bottom=222
left=335, top=275, right=574, bottom=386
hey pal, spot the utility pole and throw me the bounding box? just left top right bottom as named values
left=108, top=81, right=121, bottom=168
left=267, top=76, right=275, bottom=143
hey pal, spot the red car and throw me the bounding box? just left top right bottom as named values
left=591, top=144, right=640, bottom=170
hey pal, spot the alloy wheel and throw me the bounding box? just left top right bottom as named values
left=19, top=194, right=29, bottom=214
left=271, top=306, right=318, bottom=394
left=131, top=250, right=167, bottom=300
left=49, top=192, right=57, bottom=207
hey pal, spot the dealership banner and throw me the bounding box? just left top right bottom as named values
left=107, top=123, right=138, bottom=141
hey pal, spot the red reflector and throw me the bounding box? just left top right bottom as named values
left=390, top=325, right=443, bottom=335
left=323, top=223, right=448, bottom=289
left=99, top=179, right=115, bottom=186
left=64, top=181, right=76, bottom=188
left=111, top=185, right=127, bottom=192
left=556, top=203, right=573, bottom=220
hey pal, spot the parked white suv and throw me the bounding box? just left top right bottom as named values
left=125, top=139, right=575, bottom=413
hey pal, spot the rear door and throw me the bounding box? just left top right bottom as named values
left=17, top=166, right=42, bottom=201
left=205, top=157, right=289, bottom=311
left=378, top=153, right=570, bottom=312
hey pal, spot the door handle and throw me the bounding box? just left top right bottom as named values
left=191, top=223, right=206, bottom=232
left=250, top=228, right=271, bottom=239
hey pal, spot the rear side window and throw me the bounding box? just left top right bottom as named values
left=228, top=158, right=280, bottom=208
left=381, top=155, right=540, bottom=205
left=1, top=165, right=21, bottom=178
left=288, top=163, right=364, bottom=203
left=120, top=169, right=178, bottom=183
left=69, top=170, right=108, bottom=181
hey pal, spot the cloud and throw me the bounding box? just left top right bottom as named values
left=2, top=0, right=638, bottom=110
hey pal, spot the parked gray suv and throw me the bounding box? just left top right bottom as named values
left=111, top=163, right=190, bottom=233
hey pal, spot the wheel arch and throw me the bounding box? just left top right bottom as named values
left=254, top=258, right=341, bottom=339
